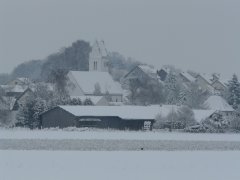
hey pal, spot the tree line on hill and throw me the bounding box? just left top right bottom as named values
left=0, top=40, right=139, bottom=84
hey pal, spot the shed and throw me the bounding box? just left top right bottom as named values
left=40, top=105, right=157, bottom=130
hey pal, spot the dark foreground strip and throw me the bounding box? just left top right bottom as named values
left=0, top=139, right=240, bottom=151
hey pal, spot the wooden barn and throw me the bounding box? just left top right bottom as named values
left=40, top=106, right=157, bottom=130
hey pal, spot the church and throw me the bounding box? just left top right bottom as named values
left=67, top=40, right=123, bottom=103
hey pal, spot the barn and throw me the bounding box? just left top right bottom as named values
left=40, top=106, right=157, bottom=130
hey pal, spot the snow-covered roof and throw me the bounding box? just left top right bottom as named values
left=70, top=96, right=106, bottom=105
left=0, top=96, right=16, bottom=110
left=204, top=96, right=234, bottom=112
left=138, top=65, right=156, bottom=74
left=17, top=78, right=31, bottom=83
left=138, top=65, right=158, bottom=79
left=197, top=73, right=214, bottom=84
left=217, top=76, right=230, bottom=86
left=160, top=67, right=171, bottom=74
left=58, top=104, right=215, bottom=122
left=180, top=72, right=196, bottom=82
left=59, top=105, right=164, bottom=120
left=193, top=110, right=216, bottom=123
left=1, top=85, right=28, bottom=93
left=10, top=85, right=28, bottom=93
left=68, top=71, right=123, bottom=95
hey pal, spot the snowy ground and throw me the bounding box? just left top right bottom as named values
left=1, top=150, right=240, bottom=180
left=1, top=128, right=240, bottom=151
left=1, top=128, right=240, bottom=141
left=1, top=139, right=240, bottom=151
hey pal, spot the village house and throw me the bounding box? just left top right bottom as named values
left=155, top=67, right=228, bottom=95
left=157, top=67, right=171, bottom=82
left=195, top=74, right=227, bottom=94
left=179, top=71, right=196, bottom=84
left=7, top=78, right=32, bottom=86
left=121, top=64, right=160, bottom=89
left=11, top=88, right=34, bottom=111
left=203, top=95, right=236, bottom=119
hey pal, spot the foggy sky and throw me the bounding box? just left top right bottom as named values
left=1, top=0, right=240, bottom=78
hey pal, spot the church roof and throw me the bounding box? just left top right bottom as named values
left=68, top=71, right=123, bottom=95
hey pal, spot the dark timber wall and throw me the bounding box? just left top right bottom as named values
left=41, top=107, right=77, bottom=128
left=41, top=107, right=154, bottom=130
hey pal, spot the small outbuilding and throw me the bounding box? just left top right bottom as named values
left=40, top=105, right=157, bottom=130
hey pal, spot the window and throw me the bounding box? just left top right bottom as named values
left=94, top=61, right=98, bottom=70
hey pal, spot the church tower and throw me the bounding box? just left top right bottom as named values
left=89, top=40, right=109, bottom=72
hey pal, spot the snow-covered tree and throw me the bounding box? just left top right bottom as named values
left=93, top=83, right=102, bottom=95
left=83, top=98, right=93, bottom=105
left=0, top=87, right=6, bottom=110
left=184, top=82, right=208, bottom=109
left=165, top=72, right=185, bottom=105
left=16, top=95, right=48, bottom=129
left=177, top=106, right=196, bottom=127
left=230, top=116, right=240, bottom=131
left=33, top=98, right=47, bottom=128
left=48, top=69, right=70, bottom=102
left=127, top=78, right=166, bottom=105
left=227, top=74, right=240, bottom=109
left=104, top=91, right=112, bottom=102
left=69, top=98, right=82, bottom=105
left=202, top=113, right=229, bottom=133
left=16, top=96, right=36, bottom=128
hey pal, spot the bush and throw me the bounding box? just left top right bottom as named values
left=154, top=106, right=197, bottom=130
left=230, top=117, right=240, bottom=131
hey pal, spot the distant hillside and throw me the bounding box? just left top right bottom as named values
left=2, top=40, right=140, bottom=83
left=11, top=60, right=43, bottom=80
left=40, top=40, right=91, bottom=80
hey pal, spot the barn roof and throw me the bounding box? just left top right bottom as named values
left=58, top=105, right=216, bottom=122
left=59, top=105, right=161, bottom=120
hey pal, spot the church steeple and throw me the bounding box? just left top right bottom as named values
left=89, top=40, right=109, bottom=72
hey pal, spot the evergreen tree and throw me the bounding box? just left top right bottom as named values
left=184, top=82, right=208, bottom=109
left=69, top=98, right=82, bottom=105
left=16, top=96, right=47, bottom=129
left=16, top=96, right=36, bottom=128
left=33, top=98, right=47, bottom=128
left=104, top=91, right=112, bottom=102
left=93, top=83, right=102, bottom=95
left=227, top=74, right=240, bottom=109
left=83, top=98, right=94, bottom=105
left=165, top=72, right=184, bottom=105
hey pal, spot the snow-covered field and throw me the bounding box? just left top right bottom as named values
left=1, top=128, right=240, bottom=141
left=1, top=150, right=240, bottom=180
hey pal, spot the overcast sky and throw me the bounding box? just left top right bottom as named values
left=1, top=0, right=240, bottom=77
